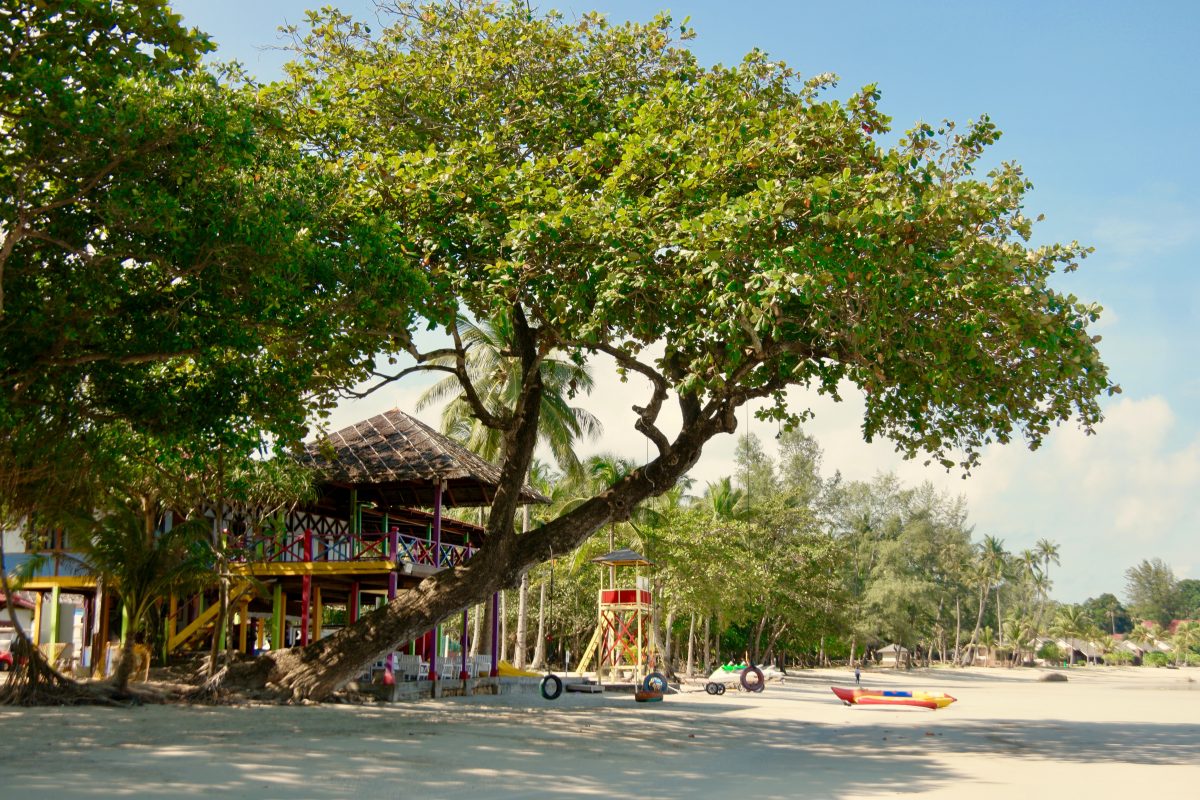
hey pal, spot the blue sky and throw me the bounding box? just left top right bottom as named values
left=171, top=1, right=1199, bottom=603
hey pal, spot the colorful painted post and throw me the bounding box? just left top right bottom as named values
left=490, top=591, right=500, bottom=677
left=300, top=529, right=313, bottom=646
left=429, top=480, right=443, bottom=684
left=167, top=594, right=178, bottom=644
left=272, top=582, right=284, bottom=649
left=49, top=584, right=61, bottom=645
left=31, top=591, right=42, bottom=646
left=385, top=525, right=399, bottom=683
left=238, top=599, right=250, bottom=653
left=313, top=586, right=323, bottom=641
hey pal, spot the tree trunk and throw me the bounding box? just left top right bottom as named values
left=954, top=597, right=962, bottom=666
left=961, top=582, right=988, bottom=666
left=207, top=394, right=725, bottom=700
left=662, top=607, right=674, bottom=675
left=686, top=613, right=696, bottom=678
left=703, top=616, right=711, bottom=674
left=498, top=591, right=507, bottom=663
left=514, top=572, right=529, bottom=669
left=530, top=581, right=547, bottom=669
left=469, top=604, right=482, bottom=657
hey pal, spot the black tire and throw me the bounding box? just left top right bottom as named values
left=643, top=671, right=668, bottom=693
left=540, top=674, right=563, bottom=700
left=705, top=681, right=718, bottom=695
left=740, top=665, right=765, bottom=693
left=715, top=683, right=726, bottom=695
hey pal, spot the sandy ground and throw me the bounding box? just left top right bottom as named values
left=1, top=666, right=1197, bottom=798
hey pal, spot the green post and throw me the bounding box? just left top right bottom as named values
left=272, top=583, right=284, bottom=649
left=49, top=585, right=61, bottom=644
left=351, top=489, right=359, bottom=535
left=120, top=603, right=131, bottom=646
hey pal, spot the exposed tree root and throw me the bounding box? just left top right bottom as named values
left=0, top=638, right=124, bottom=706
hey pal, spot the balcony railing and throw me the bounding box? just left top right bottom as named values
left=230, top=528, right=475, bottom=569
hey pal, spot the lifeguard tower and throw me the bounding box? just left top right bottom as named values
left=577, top=549, right=654, bottom=684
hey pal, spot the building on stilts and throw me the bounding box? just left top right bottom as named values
left=1, top=409, right=545, bottom=696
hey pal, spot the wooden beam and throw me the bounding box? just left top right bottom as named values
left=230, top=561, right=398, bottom=578
left=20, top=576, right=98, bottom=590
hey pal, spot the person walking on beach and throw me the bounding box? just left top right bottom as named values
left=854, top=665, right=861, bottom=686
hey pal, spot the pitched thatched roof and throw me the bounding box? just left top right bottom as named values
left=301, top=409, right=547, bottom=509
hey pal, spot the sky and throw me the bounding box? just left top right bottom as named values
left=169, top=0, right=1200, bottom=603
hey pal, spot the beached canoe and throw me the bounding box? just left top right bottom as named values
left=831, top=686, right=956, bottom=709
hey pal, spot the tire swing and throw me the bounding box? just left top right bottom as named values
left=643, top=671, right=668, bottom=693
left=540, top=673, right=563, bottom=700
left=740, top=665, right=765, bottom=693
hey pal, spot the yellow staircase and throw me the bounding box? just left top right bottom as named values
left=168, top=580, right=256, bottom=652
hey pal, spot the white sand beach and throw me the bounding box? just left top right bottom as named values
left=2, top=666, right=1197, bottom=798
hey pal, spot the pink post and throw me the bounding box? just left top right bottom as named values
left=300, top=530, right=313, bottom=646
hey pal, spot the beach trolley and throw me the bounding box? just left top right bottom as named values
left=575, top=549, right=656, bottom=686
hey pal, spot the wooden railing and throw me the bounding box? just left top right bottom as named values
left=230, top=528, right=475, bottom=569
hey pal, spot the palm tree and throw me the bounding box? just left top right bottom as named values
left=72, top=505, right=213, bottom=692
left=416, top=314, right=602, bottom=474
left=961, top=536, right=1006, bottom=665
left=978, top=626, right=997, bottom=667
left=1034, top=538, right=1061, bottom=621
left=1050, top=605, right=1088, bottom=666
left=703, top=477, right=747, bottom=521
left=1171, top=620, right=1199, bottom=667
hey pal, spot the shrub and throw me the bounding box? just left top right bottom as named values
left=1037, top=642, right=1062, bottom=663
left=1144, top=651, right=1169, bottom=667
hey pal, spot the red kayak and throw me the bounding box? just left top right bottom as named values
left=831, top=686, right=955, bottom=709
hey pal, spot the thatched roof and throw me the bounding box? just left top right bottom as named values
left=301, top=409, right=547, bottom=509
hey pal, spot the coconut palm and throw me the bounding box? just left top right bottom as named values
left=1171, top=620, right=1199, bottom=666
left=1050, top=605, right=1088, bottom=666
left=703, top=477, right=747, bottom=521
left=71, top=506, right=213, bottom=692
left=416, top=314, right=602, bottom=475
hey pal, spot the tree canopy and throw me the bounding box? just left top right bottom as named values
left=0, top=0, right=426, bottom=516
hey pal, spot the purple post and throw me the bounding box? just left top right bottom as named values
left=490, top=591, right=500, bottom=677
left=429, top=481, right=443, bottom=683
left=460, top=608, right=469, bottom=680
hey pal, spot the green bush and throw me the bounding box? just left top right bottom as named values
left=1143, top=651, right=1169, bottom=667
left=1037, top=642, right=1062, bottom=663
left=1104, top=649, right=1133, bottom=665
left=1185, top=652, right=1200, bottom=667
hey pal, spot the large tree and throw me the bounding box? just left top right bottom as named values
left=220, top=1, right=1114, bottom=699
left=0, top=0, right=425, bottom=509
